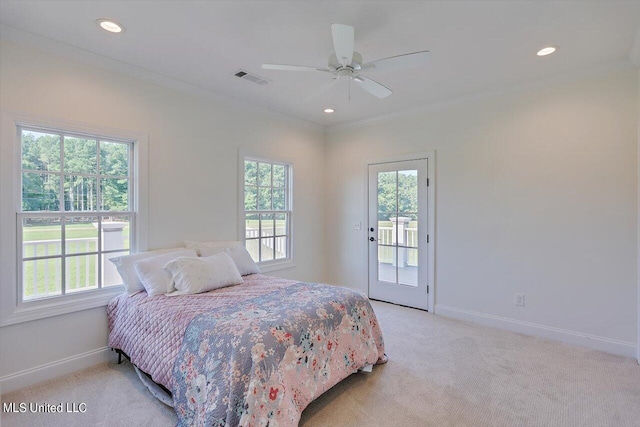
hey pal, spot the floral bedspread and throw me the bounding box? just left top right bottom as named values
left=172, top=282, right=387, bottom=427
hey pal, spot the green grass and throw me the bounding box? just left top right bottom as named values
left=22, top=223, right=129, bottom=299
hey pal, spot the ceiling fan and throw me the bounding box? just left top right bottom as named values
left=262, top=24, right=430, bottom=99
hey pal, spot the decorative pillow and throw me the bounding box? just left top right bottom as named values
left=133, top=249, right=198, bottom=297
left=164, top=252, right=243, bottom=296
left=184, top=240, right=242, bottom=256
left=199, top=245, right=260, bottom=276
left=109, top=247, right=186, bottom=295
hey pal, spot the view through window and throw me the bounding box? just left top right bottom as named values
left=19, top=127, right=134, bottom=301
left=243, top=159, right=291, bottom=263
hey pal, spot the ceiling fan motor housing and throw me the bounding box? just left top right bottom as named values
left=329, top=51, right=363, bottom=73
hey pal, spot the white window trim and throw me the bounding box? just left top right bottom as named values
left=237, top=150, right=295, bottom=272
left=0, top=110, right=148, bottom=326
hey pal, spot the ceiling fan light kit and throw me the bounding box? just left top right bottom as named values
left=262, top=23, right=430, bottom=101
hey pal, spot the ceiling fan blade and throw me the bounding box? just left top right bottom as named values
left=353, top=76, right=392, bottom=98
left=262, top=64, right=330, bottom=72
left=361, top=50, right=431, bottom=72
left=331, top=24, right=354, bottom=67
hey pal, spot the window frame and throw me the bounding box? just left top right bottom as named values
left=17, top=126, right=135, bottom=304
left=239, top=153, right=295, bottom=272
left=0, top=111, right=148, bottom=326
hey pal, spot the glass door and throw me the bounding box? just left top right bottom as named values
left=368, top=159, right=428, bottom=310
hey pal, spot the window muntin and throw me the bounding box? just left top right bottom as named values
left=19, top=127, right=134, bottom=302
left=243, top=159, right=291, bottom=263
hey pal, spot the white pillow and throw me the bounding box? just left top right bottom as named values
left=164, top=252, right=243, bottom=296
left=133, top=249, right=198, bottom=297
left=199, top=245, right=260, bottom=276
left=184, top=240, right=242, bottom=256
left=109, top=247, right=186, bottom=295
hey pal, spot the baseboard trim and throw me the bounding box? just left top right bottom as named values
left=0, top=347, right=113, bottom=395
left=435, top=304, right=637, bottom=358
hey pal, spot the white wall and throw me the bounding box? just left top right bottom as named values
left=0, top=40, right=326, bottom=389
left=325, top=67, right=638, bottom=357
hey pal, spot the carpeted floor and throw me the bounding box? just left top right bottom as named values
left=2, top=301, right=639, bottom=427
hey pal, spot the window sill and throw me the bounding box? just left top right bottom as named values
left=0, top=286, right=125, bottom=327
left=258, top=259, right=296, bottom=273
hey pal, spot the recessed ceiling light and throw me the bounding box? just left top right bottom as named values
left=96, top=19, right=124, bottom=33
left=323, top=108, right=335, bottom=113
left=536, top=46, right=557, bottom=57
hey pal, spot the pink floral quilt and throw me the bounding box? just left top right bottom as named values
left=107, top=274, right=386, bottom=426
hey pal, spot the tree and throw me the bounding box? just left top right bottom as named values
left=21, top=131, right=130, bottom=212
left=377, top=171, right=418, bottom=220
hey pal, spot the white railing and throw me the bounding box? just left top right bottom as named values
left=378, top=226, right=418, bottom=266
left=246, top=228, right=286, bottom=258
left=23, top=237, right=98, bottom=299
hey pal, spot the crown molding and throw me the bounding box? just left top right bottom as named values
left=0, top=24, right=324, bottom=133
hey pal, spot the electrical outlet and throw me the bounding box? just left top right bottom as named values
left=514, top=294, right=525, bottom=306
left=354, top=222, right=361, bottom=230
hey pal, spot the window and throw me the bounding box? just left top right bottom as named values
left=18, top=127, right=134, bottom=302
left=243, top=158, right=291, bottom=264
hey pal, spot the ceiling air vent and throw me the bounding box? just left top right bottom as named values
left=233, top=70, right=270, bottom=86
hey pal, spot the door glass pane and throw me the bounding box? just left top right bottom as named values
left=397, top=213, right=418, bottom=248
left=398, top=248, right=418, bottom=286
left=377, top=211, right=395, bottom=283
left=378, top=265, right=396, bottom=283
left=377, top=171, right=397, bottom=213
left=397, top=169, right=418, bottom=213
left=400, top=213, right=418, bottom=248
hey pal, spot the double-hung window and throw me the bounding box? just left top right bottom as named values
left=242, top=158, right=292, bottom=266
left=18, top=126, right=134, bottom=302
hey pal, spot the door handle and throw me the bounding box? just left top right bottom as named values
left=369, top=237, right=375, bottom=242
left=370, top=227, right=374, bottom=232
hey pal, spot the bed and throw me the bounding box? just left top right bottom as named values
left=108, top=273, right=387, bottom=426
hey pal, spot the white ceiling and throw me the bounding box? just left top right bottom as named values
left=1, top=1, right=639, bottom=128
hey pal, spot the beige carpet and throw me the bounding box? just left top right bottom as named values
left=2, top=301, right=639, bottom=427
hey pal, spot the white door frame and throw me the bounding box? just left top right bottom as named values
left=365, top=151, right=436, bottom=313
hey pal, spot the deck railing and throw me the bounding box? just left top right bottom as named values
left=378, top=225, right=418, bottom=266
left=246, top=227, right=287, bottom=259
left=23, top=237, right=98, bottom=299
